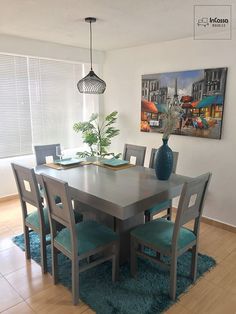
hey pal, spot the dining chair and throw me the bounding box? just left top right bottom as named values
left=130, top=172, right=211, bottom=300
left=34, top=144, right=60, bottom=165
left=144, top=148, right=179, bottom=222
left=11, top=163, right=50, bottom=273
left=34, top=143, right=61, bottom=204
left=123, top=144, right=146, bottom=166
left=41, top=174, right=120, bottom=305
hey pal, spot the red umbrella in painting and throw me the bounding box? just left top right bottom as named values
left=141, top=99, right=158, bottom=113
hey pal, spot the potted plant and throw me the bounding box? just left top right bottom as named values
left=73, top=111, right=121, bottom=159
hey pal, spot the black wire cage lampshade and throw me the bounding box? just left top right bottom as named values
left=77, top=17, right=106, bottom=94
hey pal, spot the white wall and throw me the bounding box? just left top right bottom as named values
left=103, top=35, right=236, bottom=226
left=0, top=34, right=105, bottom=198
left=0, top=34, right=104, bottom=64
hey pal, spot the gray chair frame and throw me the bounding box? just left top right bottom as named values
left=11, top=163, right=49, bottom=273
left=145, top=148, right=179, bottom=222
left=131, top=172, right=211, bottom=300
left=123, top=144, right=147, bottom=166
left=34, top=144, right=61, bottom=165
left=41, top=174, right=120, bottom=305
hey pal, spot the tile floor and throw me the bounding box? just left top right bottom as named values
left=0, top=198, right=236, bottom=313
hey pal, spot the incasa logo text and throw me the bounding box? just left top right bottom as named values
left=209, top=17, right=229, bottom=23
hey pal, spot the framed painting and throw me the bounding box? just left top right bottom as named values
left=141, top=67, right=227, bottom=139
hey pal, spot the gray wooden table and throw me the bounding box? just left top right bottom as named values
left=36, top=164, right=190, bottom=263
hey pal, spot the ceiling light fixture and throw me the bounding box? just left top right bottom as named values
left=77, top=17, right=106, bottom=94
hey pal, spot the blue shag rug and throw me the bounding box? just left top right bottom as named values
left=12, top=232, right=216, bottom=314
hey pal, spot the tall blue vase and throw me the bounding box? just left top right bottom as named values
left=155, top=138, right=173, bottom=180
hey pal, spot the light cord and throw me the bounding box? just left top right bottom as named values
left=90, top=21, right=93, bottom=70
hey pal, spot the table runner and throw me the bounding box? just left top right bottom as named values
left=44, top=161, right=135, bottom=171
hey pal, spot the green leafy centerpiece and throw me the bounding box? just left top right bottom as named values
left=73, top=111, right=121, bottom=159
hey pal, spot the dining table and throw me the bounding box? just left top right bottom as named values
left=35, top=162, right=191, bottom=264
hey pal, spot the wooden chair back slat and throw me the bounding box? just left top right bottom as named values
left=41, top=174, right=74, bottom=228
left=123, top=144, right=146, bottom=166
left=11, top=163, right=41, bottom=210
left=34, top=144, right=60, bottom=165
left=172, top=173, right=211, bottom=247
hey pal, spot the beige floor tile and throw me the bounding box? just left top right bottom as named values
left=2, top=219, right=23, bottom=230
left=11, top=226, right=24, bottom=236
left=5, top=262, right=53, bottom=299
left=221, top=247, right=236, bottom=264
left=179, top=277, right=236, bottom=313
left=0, top=246, right=29, bottom=275
left=26, top=285, right=89, bottom=314
left=165, top=302, right=191, bottom=313
left=199, top=229, right=236, bottom=262
left=0, top=230, right=17, bottom=251
left=81, top=309, right=96, bottom=314
left=200, top=290, right=236, bottom=314
left=0, top=225, right=11, bottom=234
left=1, top=301, right=36, bottom=313
left=0, top=277, right=23, bottom=312
left=205, top=251, right=236, bottom=295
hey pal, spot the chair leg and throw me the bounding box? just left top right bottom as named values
left=112, top=242, right=120, bottom=282
left=191, top=245, right=198, bottom=283
left=170, top=256, right=177, bottom=300
left=167, top=207, right=172, bottom=221
left=72, top=258, right=79, bottom=305
left=40, top=234, right=47, bottom=273
left=130, top=237, right=138, bottom=277
left=24, top=225, right=31, bottom=260
left=52, top=245, right=59, bottom=285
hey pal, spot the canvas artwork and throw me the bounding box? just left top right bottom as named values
left=141, top=68, right=227, bottom=139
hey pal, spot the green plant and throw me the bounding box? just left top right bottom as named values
left=73, top=111, right=121, bottom=158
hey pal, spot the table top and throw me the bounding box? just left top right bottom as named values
left=36, top=164, right=191, bottom=220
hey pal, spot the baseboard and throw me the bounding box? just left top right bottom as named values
left=0, top=194, right=19, bottom=202
left=201, top=216, right=236, bottom=233
left=172, top=207, right=236, bottom=233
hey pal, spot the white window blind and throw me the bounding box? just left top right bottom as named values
left=0, top=54, right=32, bottom=157
left=0, top=53, right=99, bottom=158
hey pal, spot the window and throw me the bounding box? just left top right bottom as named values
left=0, top=53, right=99, bottom=158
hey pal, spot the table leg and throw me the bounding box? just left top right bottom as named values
left=115, top=212, right=144, bottom=264
left=74, top=201, right=144, bottom=264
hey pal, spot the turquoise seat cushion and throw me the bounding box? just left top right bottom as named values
left=131, top=218, right=196, bottom=252
left=25, top=207, right=50, bottom=234
left=146, top=200, right=171, bottom=215
left=55, top=220, right=118, bottom=255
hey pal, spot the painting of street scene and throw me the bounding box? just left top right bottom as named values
left=141, top=68, right=227, bottom=139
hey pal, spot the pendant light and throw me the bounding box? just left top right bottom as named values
left=77, top=17, right=106, bottom=94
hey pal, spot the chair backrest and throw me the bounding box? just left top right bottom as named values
left=41, top=174, right=77, bottom=253
left=11, top=163, right=43, bottom=222
left=123, top=144, right=146, bottom=166
left=149, top=148, right=179, bottom=173
left=172, top=172, right=211, bottom=248
left=34, top=144, right=60, bottom=165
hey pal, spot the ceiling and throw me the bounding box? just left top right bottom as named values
left=0, top=0, right=235, bottom=51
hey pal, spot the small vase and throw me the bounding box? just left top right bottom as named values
left=155, top=138, right=173, bottom=180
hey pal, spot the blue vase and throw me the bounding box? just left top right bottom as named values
left=155, top=138, right=173, bottom=180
